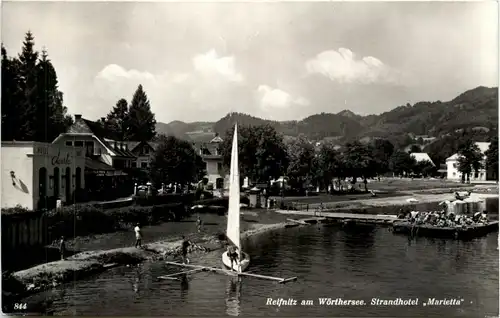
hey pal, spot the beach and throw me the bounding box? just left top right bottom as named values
left=7, top=186, right=498, bottom=300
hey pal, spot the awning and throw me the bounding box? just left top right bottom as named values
left=85, top=158, right=127, bottom=176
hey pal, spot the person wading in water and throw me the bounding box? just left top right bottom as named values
left=181, top=236, right=192, bottom=264
left=196, top=215, right=202, bottom=233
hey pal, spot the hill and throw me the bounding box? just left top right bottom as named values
left=155, top=86, right=498, bottom=145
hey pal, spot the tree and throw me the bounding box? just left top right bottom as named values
left=371, top=139, right=395, bottom=175
left=413, top=160, right=436, bottom=177
left=16, top=31, right=39, bottom=140
left=126, top=84, right=156, bottom=141
left=2, top=33, right=72, bottom=142
left=149, top=135, right=204, bottom=186
left=389, top=150, right=417, bottom=177
left=311, top=142, right=341, bottom=190
left=286, top=135, right=315, bottom=189
left=105, top=98, right=129, bottom=140
left=457, top=140, right=483, bottom=183
left=35, top=48, right=73, bottom=142
left=1, top=44, right=21, bottom=141
left=219, top=124, right=288, bottom=183
left=341, top=141, right=377, bottom=191
left=485, top=137, right=498, bottom=181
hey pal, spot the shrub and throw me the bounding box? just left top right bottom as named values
left=3, top=201, right=190, bottom=245
left=43, top=202, right=188, bottom=243
left=134, top=193, right=196, bottom=206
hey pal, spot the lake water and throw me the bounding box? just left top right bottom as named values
left=24, top=224, right=499, bottom=317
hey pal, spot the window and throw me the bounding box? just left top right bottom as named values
left=452, top=172, right=456, bottom=177
left=85, top=141, right=94, bottom=156
left=474, top=171, right=479, bottom=178
left=452, top=163, right=457, bottom=168
left=144, top=146, right=149, bottom=155
left=141, top=162, right=148, bottom=169
left=217, top=162, right=223, bottom=172
left=74, top=141, right=84, bottom=147
left=65, top=141, right=72, bottom=146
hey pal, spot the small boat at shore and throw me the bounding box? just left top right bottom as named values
left=222, top=125, right=251, bottom=273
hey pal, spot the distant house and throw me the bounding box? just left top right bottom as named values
left=410, top=152, right=435, bottom=166
left=196, top=134, right=225, bottom=189
left=437, top=164, right=447, bottom=178
left=445, top=142, right=491, bottom=181
left=125, top=141, right=159, bottom=169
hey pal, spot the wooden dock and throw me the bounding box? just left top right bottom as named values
left=161, top=261, right=298, bottom=284
left=277, top=210, right=397, bottom=224
left=393, top=220, right=499, bottom=240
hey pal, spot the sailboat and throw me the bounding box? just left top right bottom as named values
left=222, top=125, right=251, bottom=272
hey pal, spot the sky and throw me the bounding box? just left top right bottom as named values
left=2, top=1, right=498, bottom=123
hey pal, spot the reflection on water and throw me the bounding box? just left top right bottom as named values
left=180, top=274, right=189, bottom=300
left=132, top=269, right=140, bottom=294
left=225, top=277, right=242, bottom=316
left=22, top=224, right=499, bottom=317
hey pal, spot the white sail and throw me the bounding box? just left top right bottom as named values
left=226, top=125, right=241, bottom=256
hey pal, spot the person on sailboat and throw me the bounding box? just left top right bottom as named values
left=181, top=235, right=192, bottom=264
left=226, top=244, right=239, bottom=271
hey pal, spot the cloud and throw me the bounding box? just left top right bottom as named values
left=96, top=64, right=164, bottom=82
left=256, top=85, right=309, bottom=109
left=93, top=50, right=247, bottom=122
left=305, top=48, right=400, bottom=84
left=192, top=49, right=243, bottom=82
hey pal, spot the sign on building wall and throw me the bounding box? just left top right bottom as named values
left=34, top=144, right=84, bottom=166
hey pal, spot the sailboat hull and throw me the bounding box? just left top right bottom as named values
left=222, top=251, right=251, bottom=272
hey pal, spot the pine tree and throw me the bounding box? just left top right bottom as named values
left=35, top=48, right=73, bottom=141
left=17, top=31, right=39, bottom=140
left=126, top=84, right=156, bottom=141
left=1, top=44, right=22, bottom=141
left=105, top=98, right=129, bottom=140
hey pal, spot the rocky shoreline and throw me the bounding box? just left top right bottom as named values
left=5, top=188, right=498, bottom=304
left=5, top=222, right=290, bottom=303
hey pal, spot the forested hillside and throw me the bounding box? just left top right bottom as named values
left=156, top=86, right=498, bottom=147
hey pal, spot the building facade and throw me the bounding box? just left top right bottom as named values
left=126, top=141, right=159, bottom=169
left=52, top=115, right=137, bottom=169
left=446, top=142, right=492, bottom=181
left=198, top=135, right=226, bottom=189
left=1, top=142, right=86, bottom=210
left=52, top=114, right=138, bottom=200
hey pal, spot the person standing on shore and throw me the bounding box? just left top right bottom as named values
left=134, top=223, right=142, bottom=248
left=59, top=236, right=66, bottom=260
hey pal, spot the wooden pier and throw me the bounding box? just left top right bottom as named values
left=392, top=220, right=499, bottom=240
left=160, top=261, right=298, bottom=284
left=277, top=210, right=397, bottom=225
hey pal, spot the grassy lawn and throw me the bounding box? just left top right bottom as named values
left=273, top=192, right=406, bottom=205
left=271, top=178, right=474, bottom=206
left=365, top=178, right=472, bottom=192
